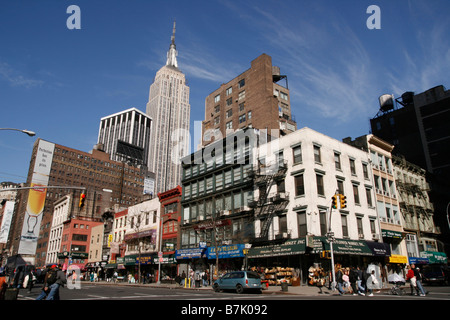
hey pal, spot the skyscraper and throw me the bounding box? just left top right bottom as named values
left=146, top=22, right=190, bottom=194
left=97, top=108, right=152, bottom=166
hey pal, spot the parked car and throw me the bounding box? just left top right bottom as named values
left=422, top=264, right=446, bottom=285
left=213, top=271, right=262, bottom=294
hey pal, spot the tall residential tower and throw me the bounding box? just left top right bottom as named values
left=146, top=22, right=190, bottom=194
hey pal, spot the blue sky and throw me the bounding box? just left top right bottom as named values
left=1, top=0, right=449, bottom=184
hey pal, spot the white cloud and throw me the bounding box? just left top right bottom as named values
left=0, top=61, right=44, bottom=88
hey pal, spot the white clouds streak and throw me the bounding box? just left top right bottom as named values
left=0, top=61, right=44, bottom=88
left=247, top=5, right=375, bottom=121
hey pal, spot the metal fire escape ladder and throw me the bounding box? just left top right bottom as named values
left=252, top=161, right=289, bottom=241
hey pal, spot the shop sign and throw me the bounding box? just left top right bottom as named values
left=247, top=238, right=306, bottom=258
left=193, top=219, right=231, bottom=230
left=381, top=229, right=403, bottom=239
left=124, top=229, right=156, bottom=242
left=124, top=255, right=137, bottom=265
left=153, top=255, right=176, bottom=264
left=207, top=244, right=246, bottom=259
left=408, top=257, right=429, bottom=265
left=389, top=255, right=408, bottom=264
left=366, top=241, right=391, bottom=256
left=420, top=251, right=448, bottom=264
left=175, top=248, right=206, bottom=259
left=322, top=238, right=373, bottom=256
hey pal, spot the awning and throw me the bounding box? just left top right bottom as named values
left=104, top=263, right=118, bottom=269
left=247, top=238, right=305, bottom=258
left=366, top=241, right=391, bottom=256
left=389, top=255, right=408, bottom=264
left=248, top=237, right=373, bottom=258
left=420, top=251, right=448, bottom=264
left=175, top=248, right=206, bottom=260
left=207, top=244, right=246, bottom=259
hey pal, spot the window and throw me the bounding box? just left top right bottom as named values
left=226, top=98, right=232, bottom=106
left=239, top=102, right=245, bottom=112
left=279, top=215, right=287, bottom=234
left=319, top=210, right=327, bottom=236
left=226, top=109, right=233, bottom=118
left=294, top=174, right=305, bottom=196
left=238, top=79, right=245, bottom=88
left=362, top=163, right=369, bottom=179
left=280, top=91, right=288, bottom=101
left=334, top=152, right=341, bottom=170
left=353, top=184, right=360, bottom=204
left=247, top=111, right=252, bottom=120
left=357, top=217, right=363, bottom=236
left=337, top=180, right=344, bottom=195
left=214, top=116, right=220, bottom=125
left=350, top=159, right=356, bottom=175
left=214, top=94, right=220, bottom=103
left=341, top=215, right=348, bottom=237
left=313, top=145, right=321, bottom=163
left=226, top=86, right=232, bottom=96
left=214, top=105, right=220, bottom=113
left=226, top=121, right=233, bottom=130
left=316, top=174, right=324, bottom=196
left=239, top=114, right=246, bottom=123
left=365, top=188, right=373, bottom=207
left=297, top=211, right=307, bottom=237
left=238, top=90, right=245, bottom=100
left=292, top=145, right=302, bottom=164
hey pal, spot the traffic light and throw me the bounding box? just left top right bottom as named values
left=79, top=193, right=86, bottom=208
left=320, top=250, right=331, bottom=259
left=331, top=195, right=338, bottom=209
left=340, top=194, right=347, bottom=209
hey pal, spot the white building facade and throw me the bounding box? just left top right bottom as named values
left=97, top=108, right=152, bottom=166
left=46, top=195, right=71, bottom=265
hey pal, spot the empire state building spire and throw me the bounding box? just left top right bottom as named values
left=166, top=21, right=178, bottom=68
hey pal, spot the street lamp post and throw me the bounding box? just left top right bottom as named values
left=0, top=128, right=36, bottom=136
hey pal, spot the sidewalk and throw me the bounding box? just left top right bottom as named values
left=88, top=280, right=395, bottom=296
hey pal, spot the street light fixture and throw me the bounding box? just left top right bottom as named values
left=0, top=128, right=36, bottom=136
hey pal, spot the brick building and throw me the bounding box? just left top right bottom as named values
left=201, top=53, right=297, bottom=147
left=9, top=138, right=153, bottom=267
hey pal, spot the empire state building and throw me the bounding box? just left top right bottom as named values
left=146, top=22, right=190, bottom=194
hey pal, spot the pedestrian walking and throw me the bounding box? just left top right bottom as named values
left=349, top=266, right=359, bottom=296
left=36, top=264, right=67, bottom=300
left=412, top=264, right=426, bottom=296
left=356, top=266, right=365, bottom=295
left=335, top=265, right=345, bottom=295
left=366, top=270, right=378, bottom=296
left=406, top=265, right=419, bottom=296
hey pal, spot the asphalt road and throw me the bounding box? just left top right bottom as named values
left=15, top=283, right=450, bottom=318
left=18, top=282, right=450, bottom=301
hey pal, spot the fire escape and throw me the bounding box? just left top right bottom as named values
left=248, top=160, right=289, bottom=243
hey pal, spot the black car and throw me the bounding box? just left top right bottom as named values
left=422, top=264, right=446, bottom=285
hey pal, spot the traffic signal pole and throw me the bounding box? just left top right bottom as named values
left=327, top=191, right=340, bottom=292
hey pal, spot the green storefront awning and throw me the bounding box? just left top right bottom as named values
left=420, top=251, right=448, bottom=264
left=247, top=236, right=373, bottom=258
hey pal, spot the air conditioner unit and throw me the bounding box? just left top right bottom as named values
left=372, top=234, right=380, bottom=240
left=221, top=210, right=231, bottom=216
left=358, top=233, right=365, bottom=239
